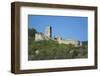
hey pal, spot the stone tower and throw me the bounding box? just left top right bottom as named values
left=44, top=25, right=52, bottom=38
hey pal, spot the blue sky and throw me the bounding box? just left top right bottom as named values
left=28, top=15, right=88, bottom=41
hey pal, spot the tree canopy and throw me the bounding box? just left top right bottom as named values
left=28, top=28, right=37, bottom=39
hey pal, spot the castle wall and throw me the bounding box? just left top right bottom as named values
left=35, top=26, right=52, bottom=41
left=34, top=26, right=80, bottom=47
left=58, top=39, right=80, bottom=47
left=35, top=33, right=44, bottom=41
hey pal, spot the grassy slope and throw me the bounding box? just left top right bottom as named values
left=28, top=39, right=88, bottom=60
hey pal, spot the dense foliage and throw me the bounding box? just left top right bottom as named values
left=28, top=28, right=37, bottom=39
left=82, top=41, right=88, bottom=48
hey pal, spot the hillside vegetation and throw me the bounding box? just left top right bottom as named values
left=28, top=28, right=88, bottom=60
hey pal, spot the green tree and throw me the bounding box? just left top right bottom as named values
left=28, top=28, right=37, bottom=39
left=82, top=41, right=88, bottom=48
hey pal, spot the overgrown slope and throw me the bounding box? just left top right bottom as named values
left=28, top=39, right=88, bottom=60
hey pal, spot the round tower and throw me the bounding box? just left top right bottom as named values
left=44, top=25, right=52, bottom=38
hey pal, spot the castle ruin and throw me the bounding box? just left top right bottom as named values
left=35, top=25, right=81, bottom=47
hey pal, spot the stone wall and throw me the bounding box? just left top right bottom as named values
left=35, top=33, right=44, bottom=41
left=58, top=39, right=80, bottom=47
